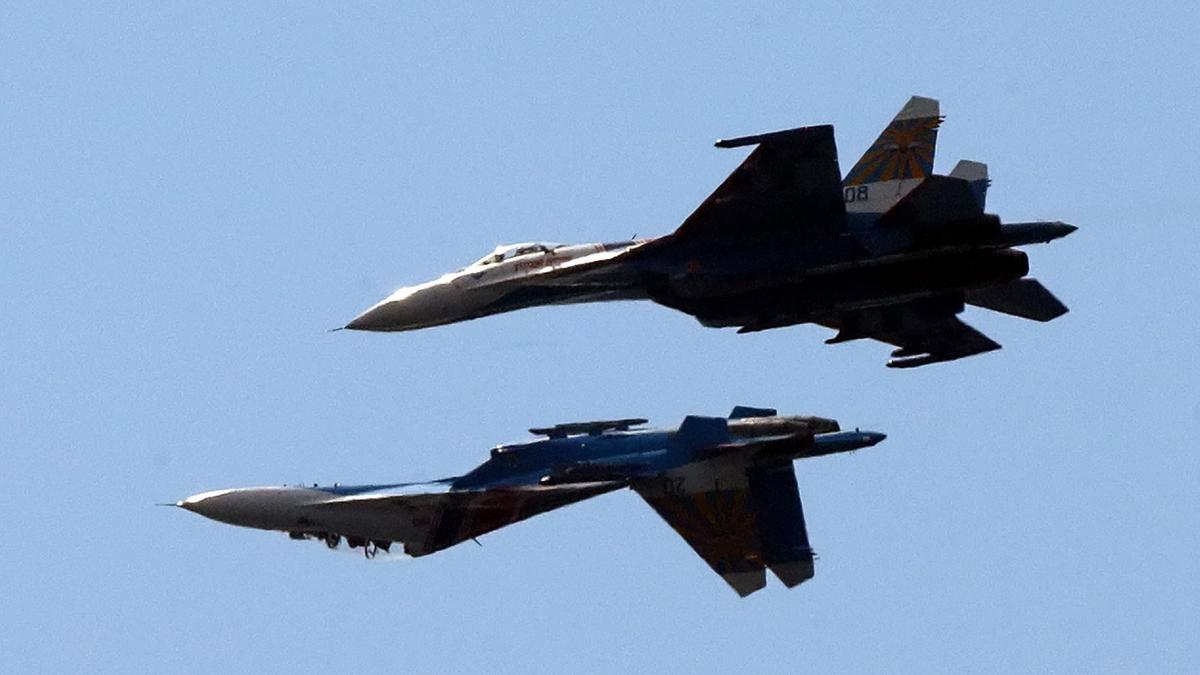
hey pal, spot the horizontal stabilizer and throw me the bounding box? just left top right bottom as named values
left=966, top=279, right=1069, bottom=322
left=816, top=297, right=1004, bottom=368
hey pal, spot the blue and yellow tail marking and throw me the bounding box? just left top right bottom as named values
left=844, top=96, right=942, bottom=186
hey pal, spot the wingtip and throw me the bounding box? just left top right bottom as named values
left=714, top=125, right=831, bottom=149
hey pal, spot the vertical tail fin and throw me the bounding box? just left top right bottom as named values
left=949, top=160, right=990, bottom=210
left=673, top=415, right=730, bottom=449
left=728, top=406, right=777, bottom=419
left=844, top=96, right=942, bottom=214
left=747, top=464, right=815, bottom=588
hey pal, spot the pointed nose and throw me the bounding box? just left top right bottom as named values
left=176, top=487, right=276, bottom=527
left=863, top=431, right=887, bottom=446
left=1052, top=222, right=1078, bottom=239
left=176, top=489, right=239, bottom=521
left=344, top=300, right=404, bottom=331
left=176, top=487, right=315, bottom=530
left=343, top=284, right=451, bottom=332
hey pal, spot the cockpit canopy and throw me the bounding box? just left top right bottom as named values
left=470, top=242, right=564, bottom=267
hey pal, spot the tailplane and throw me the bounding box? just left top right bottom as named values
left=966, top=278, right=1068, bottom=322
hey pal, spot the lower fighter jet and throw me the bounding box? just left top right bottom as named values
left=174, top=407, right=885, bottom=597
left=345, top=96, right=1076, bottom=368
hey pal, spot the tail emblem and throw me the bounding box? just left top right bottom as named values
left=844, top=116, right=942, bottom=185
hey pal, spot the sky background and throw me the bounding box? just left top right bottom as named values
left=3, top=2, right=1198, bottom=672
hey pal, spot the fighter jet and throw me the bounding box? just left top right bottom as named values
left=174, top=407, right=885, bottom=597
left=345, top=96, right=1076, bottom=368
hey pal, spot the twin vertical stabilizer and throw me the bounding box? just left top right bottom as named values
left=843, top=96, right=942, bottom=214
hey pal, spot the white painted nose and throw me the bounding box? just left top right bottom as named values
left=177, top=487, right=312, bottom=531
left=344, top=299, right=408, bottom=331
left=343, top=285, right=451, bottom=331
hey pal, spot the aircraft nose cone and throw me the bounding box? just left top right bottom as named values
left=176, top=487, right=311, bottom=530
left=863, top=431, right=887, bottom=446
left=344, top=301, right=400, bottom=331
left=176, top=489, right=239, bottom=522
left=344, top=285, right=445, bottom=332
left=1055, top=222, right=1078, bottom=238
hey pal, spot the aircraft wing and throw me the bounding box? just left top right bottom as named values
left=528, top=125, right=844, bottom=286
left=670, top=124, right=846, bottom=241
left=816, top=298, right=1001, bottom=368
left=310, top=482, right=623, bottom=556
left=635, top=459, right=815, bottom=597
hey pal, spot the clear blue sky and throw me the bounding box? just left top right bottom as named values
left=3, top=2, right=1197, bottom=672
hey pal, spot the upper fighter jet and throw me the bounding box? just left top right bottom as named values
left=174, top=407, right=885, bottom=597
left=345, top=97, right=1076, bottom=368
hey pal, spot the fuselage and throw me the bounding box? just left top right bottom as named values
left=635, top=231, right=1034, bottom=328
left=176, top=415, right=884, bottom=552
left=344, top=218, right=1072, bottom=333
left=345, top=240, right=646, bottom=331
left=458, top=414, right=851, bottom=488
